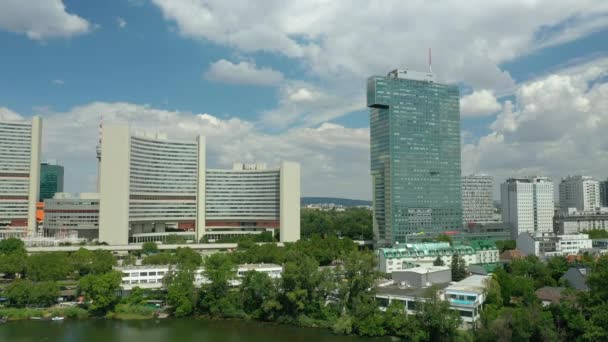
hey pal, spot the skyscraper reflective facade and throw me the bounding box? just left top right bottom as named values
left=39, top=162, right=64, bottom=201
left=367, top=69, right=462, bottom=246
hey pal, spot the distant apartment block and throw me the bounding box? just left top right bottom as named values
left=39, top=161, right=64, bottom=201
left=555, top=209, right=608, bottom=235
left=462, top=174, right=494, bottom=226
left=600, top=179, right=608, bottom=207
left=367, top=69, right=462, bottom=246
left=98, top=124, right=300, bottom=245
left=559, top=175, right=600, bottom=213
left=43, top=192, right=99, bottom=240
left=501, top=177, right=554, bottom=239
left=517, top=232, right=592, bottom=259
left=0, top=116, right=42, bottom=236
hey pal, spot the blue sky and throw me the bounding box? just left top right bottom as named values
left=0, top=1, right=607, bottom=199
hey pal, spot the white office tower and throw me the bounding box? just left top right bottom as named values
left=461, top=174, right=494, bottom=226
left=99, top=125, right=206, bottom=245
left=205, top=162, right=300, bottom=242
left=99, top=124, right=300, bottom=245
left=559, top=175, right=600, bottom=213
left=0, top=116, right=41, bottom=236
left=501, top=177, right=554, bottom=239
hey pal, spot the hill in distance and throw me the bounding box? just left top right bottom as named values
left=301, top=197, right=372, bottom=207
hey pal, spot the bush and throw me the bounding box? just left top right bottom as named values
left=49, top=307, right=89, bottom=319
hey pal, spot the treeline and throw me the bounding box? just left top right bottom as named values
left=301, top=207, right=372, bottom=240
left=477, top=254, right=608, bottom=341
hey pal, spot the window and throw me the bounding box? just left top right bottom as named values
left=140, top=272, right=148, bottom=276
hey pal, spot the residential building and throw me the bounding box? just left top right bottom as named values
left=501, top=177, right=554, bottom=239
left=600, top=179, right=608, bottom=207
left=559, top=175, right=600, bottom=213
left=391, top=266, right=451, bottom=288
left=98, top=124, right=300, bottom=245
left=555, top=209, right=608, bottom=234
left=0, top=116, right=42, bottom=236
left=377, top=240, right=499, bottom=273
left=535, top=287, right=565, bottom=307
left=376, top=272, right=489, bottom=326
left=516, top=232, right=592, bottom=259
left=367, top=69, right=462, bottom=247
left=462, top=175, right=494, bottom=226
left=39, top=161, right=64, bottom=201
left=444, top=275, right=489, bottom=324
left=43, top=192, right=99, bottom=240
left=117, top=263, right=282, bottom=290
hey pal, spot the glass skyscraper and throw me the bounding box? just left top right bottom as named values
left=39, top=162, right=64, bottom=201
left=367, top=69, right=462, bottom=246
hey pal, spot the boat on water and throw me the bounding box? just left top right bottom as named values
left=51, top=317, right=65, bottom=321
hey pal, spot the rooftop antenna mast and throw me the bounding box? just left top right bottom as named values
left=428, top=48, right=432, bottom=73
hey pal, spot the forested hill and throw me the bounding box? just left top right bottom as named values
left=301, top=197, right=371, bottom=207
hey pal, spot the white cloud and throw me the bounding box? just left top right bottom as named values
left=116, top=17, right=127, bottom=29
left=52, top=79, right=65, bottom=86
left=460, top=90, right=502, bottom=118
left=204, top=59, right=284, bottom=86
left=151, top=0, right=608, bottom=127
left=463, top=57, right=608, bottom=197
left=9, top=102, right=370, bottom=199
left=0, top=0, right=91, bottom=40
left=0, top=107, right=24, bottom=121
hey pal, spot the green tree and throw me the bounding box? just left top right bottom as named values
left=165, top=266, right=197, bottom=317
left=240, top=270, right=280, bottom=320
left=30, top=281, right=59, bottom=307
left=142, top=241, right=159, bottom=255
left=0, top=238, right=25, bottom=254
left=546, top=256, right=569, bottom=282
left=382, top=300, right=425, bottom=340
left=451, top=253, right=466, bottom=281
left=495, top=240, right=516, bottom=253
left=176, top=247, right=202, bottom=267
left=416, top=287, right=462, bottom=342
left=78, top=271, right=122, bottom=314
left=433, top=256, right=445, bottom=266
left=26, top=252, right=71, bottom=281
left=142, top=252, right=176, bottom=265
left=72, top=249, right=115, bottom=276
left=5, top=279, right=32, bottom=307
left=126, top=287, right=146, bottom=306
left=164, top=235, right=187, bottom=244
left=198, top=253, right=237, bottom=317
left=0, top=248, right=27, bottom=277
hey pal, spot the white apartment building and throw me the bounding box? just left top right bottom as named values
left=99, top=124, right=300, bottom=245
left=559, top=175, right=600, bottom=213
left=517, top=232, right=592, bottom=259
left=501, top=177, right=554, bottom=240
left=43, top=192, right=99, bottom=240
left=0, top=117, right=41, bottom=236
left=117, top=263, right=283, bottom=290
left=461, top=174, right=494, bottom=226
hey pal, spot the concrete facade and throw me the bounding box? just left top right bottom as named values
left=461, top=174, right=494, bottom=226
left=44, top=192, right=99, bottom=240
left=280, top=161, right=300, bottom=242
left=501, top=177, right=554, bottom=239
left=559, top=175, right=600, bottom=213
left=0, top=116, right=41, bottom=236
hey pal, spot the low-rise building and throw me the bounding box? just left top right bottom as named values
left=376, top=272, right=489, bottom=326
left=516, top=232, right=592, bottom=259
left=555, top=210, right=608, bottom=235
left=377, top=241, right=499, bottom=273
left=391, top=266, right=451, bottom=288
left=116, top=263, right=282, bottom=290
left=561, top=267, right=590, bottom=291
left=43, top=192, right=99, bottom=239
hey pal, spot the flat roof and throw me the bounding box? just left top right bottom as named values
left=376, top=282, right=450, bottom=298
left=445, top=275, right=489, bottom=293
left=394, top=266, right=450, bottom=275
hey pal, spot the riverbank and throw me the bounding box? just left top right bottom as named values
left=0, top=307, right=89, bottom=321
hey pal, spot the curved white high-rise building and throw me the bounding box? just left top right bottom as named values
left=99, top=124, right=299, bottom=245
left=0, top=117, right=41, bottom=236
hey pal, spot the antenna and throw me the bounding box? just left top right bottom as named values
left=428, top=48, right=432, bottom=73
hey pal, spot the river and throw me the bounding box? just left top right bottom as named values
left=0, top=319, right=394, bottom=341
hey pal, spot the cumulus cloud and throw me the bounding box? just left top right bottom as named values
left=7, top=102, right=370, bottom=199
left=52, top=79, right=65, bottom=86
left=463, top=57, right=608, bottom=197
left=204, top=59, right=284, bottom=86
left=0, top=107, right=24, bottom=121
left=0, top=0, right=91, bottom=40
left=460, top=90, right=502, bottom=118
left=151, top=0, right=608, bottom=126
